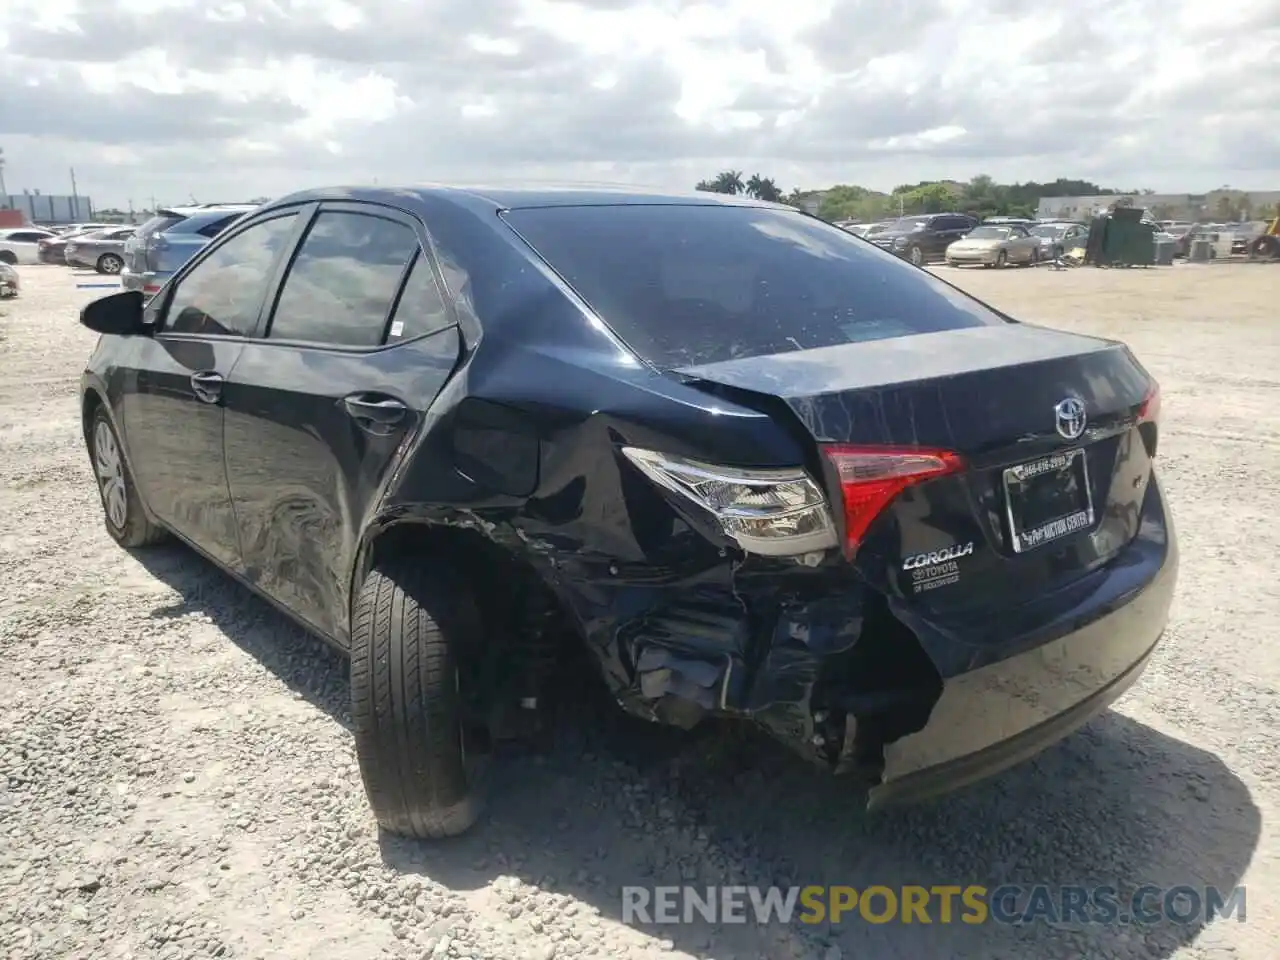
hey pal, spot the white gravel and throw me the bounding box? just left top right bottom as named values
left=1, top=262, right=1277, bottom=960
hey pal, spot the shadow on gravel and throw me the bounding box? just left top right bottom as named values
left=135, top=543, right=1260, bottom=960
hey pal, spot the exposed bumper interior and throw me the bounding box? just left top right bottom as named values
left=605, top=477, right=1177, bottom=802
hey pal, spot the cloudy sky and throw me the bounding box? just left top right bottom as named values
left=1, top=0, right=1277, bottom=209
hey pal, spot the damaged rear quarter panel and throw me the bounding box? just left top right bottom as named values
left=368, top=195, right=867, bottom=748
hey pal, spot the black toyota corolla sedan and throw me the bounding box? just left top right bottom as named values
left=78, top=185, right=1177, bottom=839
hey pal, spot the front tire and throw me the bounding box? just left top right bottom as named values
left=907, top=245, right=925, bottom=267
left=88, top=407, right=168, bottom=547
left=351, top=562, right=486, bottom=839
left=97, top=253, right=124, bottom=275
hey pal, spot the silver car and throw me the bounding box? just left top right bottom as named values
left=945, top=223, right=1042, bottom=267
left=64, top=227, right=137, bottom=274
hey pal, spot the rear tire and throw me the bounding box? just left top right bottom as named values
left=88, top=407, right=168, bottom=547
left=351, top=561, right=487, bottom=839
left=907, top=245, right=924, bottom=267
left=1249, top=235, right=1279, bottom=260
left=97, top=253, right=124, bottom=275
left=0, top=252, right=15, bottom=265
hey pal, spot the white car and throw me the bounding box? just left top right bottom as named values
left=0, top=227, right=59, bottom=266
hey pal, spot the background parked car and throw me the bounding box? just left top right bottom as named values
left=846, top=221, right=892, bottom=239
left=65, top=227, right=138, bottom=275
left=121, top=203, right=258, bottom=297
left=0, top=227, right=59, bottom=265
left=865, top=213, right=979, bottom=265
left=1030, top=221, right=1090, bottom=260
left=0, top=262, right=17, bottom=297
left=945, top=223, right=1041, bottom=267
left=38, top=223, right=119, bottom=264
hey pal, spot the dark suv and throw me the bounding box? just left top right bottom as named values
left=78, top=186, right=1175, bottom=840
left=865, top=213, right=980, bottom=266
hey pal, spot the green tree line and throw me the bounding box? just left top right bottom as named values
left=695, top=172, right=1152, bottom=222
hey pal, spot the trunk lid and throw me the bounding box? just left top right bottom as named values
left=675, top=323, right=1156, bottom=611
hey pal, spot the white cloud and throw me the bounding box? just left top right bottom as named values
left=0, top=0, right=1276, bottom=208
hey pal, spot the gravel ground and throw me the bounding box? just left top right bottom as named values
left=1, top=262, right=1276, bottom=960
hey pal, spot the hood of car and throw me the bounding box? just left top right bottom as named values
left=952, top=237, right=1001, bottom=248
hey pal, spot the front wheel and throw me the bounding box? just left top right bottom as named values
left=351, top=562, right=487, bottom=839
left=907, top=245, right=925, bottom=267
left=97, top=253, right=124, bottom=275
left=88, top=407, right=168, bottom=547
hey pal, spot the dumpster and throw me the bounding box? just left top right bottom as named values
left=1082, top=209, right=1156, bottom=266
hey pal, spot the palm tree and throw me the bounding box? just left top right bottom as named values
left=746, top=174, right=783, bottom=202
left=712, top=170, right=745, bottom=195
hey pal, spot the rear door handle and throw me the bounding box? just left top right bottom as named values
left=343, top=394, right=407, bottom=432
left=190, top=371, right=223, bottom=404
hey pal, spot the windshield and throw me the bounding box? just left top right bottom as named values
left=503, top=204, right=1009, bottom=369
left=967, top=226, right=1010, bottom=240
left=1031, top=224, right=1068, bottom=238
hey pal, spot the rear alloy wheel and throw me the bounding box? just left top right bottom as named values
left=907, top=245, right=925, bottom=267
left=97, top=253, right=124, bottom=275
left=995, top=250, right=1008, bottom=268
left=88, top=407, right=168, bottom=547
left=351, top=561, right=487, bottom=839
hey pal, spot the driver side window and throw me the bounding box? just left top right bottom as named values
left=164, top=214, right=298, bottom=337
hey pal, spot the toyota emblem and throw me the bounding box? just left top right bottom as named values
left=1054, top=397, right=1087, bottom=441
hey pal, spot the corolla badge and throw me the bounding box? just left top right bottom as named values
left=1054, top=397, right=1087, bottom=441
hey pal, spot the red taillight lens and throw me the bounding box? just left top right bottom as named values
left=1138, top=382, right=1161, bottom=425
left=822, top=445, right=965, bottom=557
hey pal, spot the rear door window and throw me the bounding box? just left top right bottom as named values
left=197, top=214, right=247, bottom=239
left=266, top=210, right=420, bottom=348
left=387, top=253, right=451, bottom=342
left=502, top=204, right=1009, bottom=369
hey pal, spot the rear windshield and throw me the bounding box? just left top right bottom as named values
left=502, top=204, right=1008, bottom=368
left=136, top=212, right=187, bottom=238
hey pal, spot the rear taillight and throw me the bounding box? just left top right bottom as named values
left=620, top=447, right=839, bottom=558
left=822, top=446, right=965, bottom=557
left=1138, top=382, right=1161, bottom=425
left=1136, top=381, right=1161, bottom=458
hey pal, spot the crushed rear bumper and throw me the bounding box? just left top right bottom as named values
left=868, top=484, right=1178, bottom=805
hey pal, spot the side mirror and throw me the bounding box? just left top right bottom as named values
left=79, top=290, right=150, bottom=336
